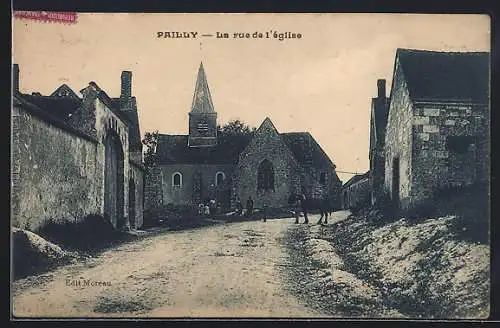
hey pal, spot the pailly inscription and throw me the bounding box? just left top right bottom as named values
left=157, top=30, right=302, bottom=41
left=66, top=278, right=112, bottom=287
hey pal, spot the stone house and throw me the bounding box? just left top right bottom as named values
left=384, top=49, right=489, bottom=210
left=147, top=62, right=342, bottom=212
left=369, top=79, right=389, bottom=206
left=11, top=64, right=145, bottom=231
left=341, top=171, right=370, bottom=210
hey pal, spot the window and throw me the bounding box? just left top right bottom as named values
left=172, top=172, right=182, bottom=187
left=197, top=122, right=209, bottom=133
left=257, top=159, right=274, bottom=191
left=215, top=171, right=225, bottom=186
left=446, top=136, right=475, bottom=154
left=319, top=172, right=326, bottom=185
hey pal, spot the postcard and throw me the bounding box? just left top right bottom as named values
left=11, top=12, right=490, bottom=319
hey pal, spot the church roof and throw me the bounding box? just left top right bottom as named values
left=281, top=132, right=335, bottom=169
left=396, top=48, right=489, bottom=103
left=156, top=134, right=252, bottom=164
left=190, top=62, right=216, bottom=113
left=156, top=131, right=335, bottom=169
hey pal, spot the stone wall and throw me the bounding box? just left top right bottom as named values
left=12, top=104, right=101, bottom=230
left=234, top=120, right=302, bottom=209
left=11, top=88, right=145, bottom=230
left=144, top=165, right=163, bottom=211
left=384, top=58, right=414, bottom=209
left=410, top=102, right=489, bottom=206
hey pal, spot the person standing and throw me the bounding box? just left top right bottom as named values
left=246, top=196, right=254, bottom=217
left=300, top=191, right=309, bottom=224
left=235, top=197, right=243, bottom=215
left=294, top=193, right=301, bottom=224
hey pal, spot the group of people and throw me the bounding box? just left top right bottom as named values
left=200, top=190, right=331, bottom=225
left=198, top=199, right=221, bottom=216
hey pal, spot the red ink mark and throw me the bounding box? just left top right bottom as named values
left=14, top=11, right=78, bottom=25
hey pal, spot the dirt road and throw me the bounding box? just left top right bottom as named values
left=12, top=212, right=350, bottom=318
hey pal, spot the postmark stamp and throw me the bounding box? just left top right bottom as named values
left=13, top=11, right=77, bottom=24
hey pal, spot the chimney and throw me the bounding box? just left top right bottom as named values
left=120, top=71, right=132, bottom=98
left=377, top=79, right=386, bottom=99
left=13, top=64, right=19, bottom=93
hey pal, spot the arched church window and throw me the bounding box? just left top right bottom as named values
left=257, top=159, right=275, bottom=191
left=172, top=172, right=183, bottom=187
left=215, top=171, right=225, bottom=186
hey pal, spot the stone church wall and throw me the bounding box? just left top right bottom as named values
left=159, top=164, right=234, bottom=207
left=11, top=104, right=102, bottom=231
left=235, top=123, right=302, bottom=209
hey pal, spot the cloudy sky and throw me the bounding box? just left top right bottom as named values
left=12, top=13, right=489, bottom=182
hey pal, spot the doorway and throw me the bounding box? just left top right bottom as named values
left=104, top=131, right=124, bottom=229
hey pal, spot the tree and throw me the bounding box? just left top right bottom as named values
left=217, top=119, right=256, bottom=136
left=142, top=130, right=159, bottom=173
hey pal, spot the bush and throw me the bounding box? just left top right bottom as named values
left=35, top=215, right=135, bottom=254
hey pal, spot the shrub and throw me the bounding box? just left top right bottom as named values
left=35, top=214, right=134, bottom=254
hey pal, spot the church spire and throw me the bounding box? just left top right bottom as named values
left=190, top=61, right=215, bottom=113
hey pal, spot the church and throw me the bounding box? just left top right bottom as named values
left=147, top=62, right=342, bottom=212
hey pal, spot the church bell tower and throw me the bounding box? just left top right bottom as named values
left=188, top=62, right=218, bottom=147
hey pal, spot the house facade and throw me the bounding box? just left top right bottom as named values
left=146, top=62, right=343, bottom=212
left=11, top=65, right=145, bottom=231
left=341, top=172, right=370, bottom=210
left=384, top=49, right=490, bottom=210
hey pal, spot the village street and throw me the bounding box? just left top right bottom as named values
left=12, top=211, right=355, bottom=318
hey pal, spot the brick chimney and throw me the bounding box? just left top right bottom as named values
left=120, top=71, right=132, bottom=98
left=377, top=79, right=386, bottom=99
left=13, top=64, right=19, bottom=93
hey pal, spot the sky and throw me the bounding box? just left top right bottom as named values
left=12, top=13, right=490, bottom=182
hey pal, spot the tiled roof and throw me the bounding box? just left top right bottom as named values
left=50, top=84, right=80, bottom=100
left=13, top=94, right=97, bottom=143
left=18, top=93, right=82, bottom=121
left=343, top=171, right=369, bottom=189
left=396, top=48, right=490, bottom=103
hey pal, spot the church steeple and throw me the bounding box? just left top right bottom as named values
left=191, top=62, right=215, bottom=113
left=188, top=62, right=218, bottom=147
